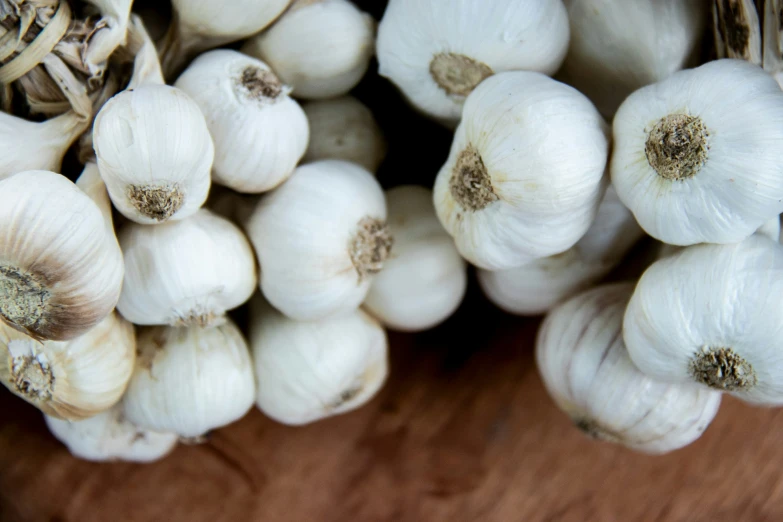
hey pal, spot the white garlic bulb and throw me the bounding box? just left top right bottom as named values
left=376, top=0, right=570, bottom=124
left=122, top=319, right=256, bottom=438
left=302, top=96, right=386, bottom=172
left=434, top=71, right=609, bottom=271
left=45, top=405, right=177, bottom=463
left=611, top=59, right=783, bottom=246
left=537, top=283, right=722, bottom=454
left=364, top=186, right=467, bottom=331
left=0, top=311, right=135, bottom=420
left=558, top=0, right=706, bottom=119
left=247, top=160, right=391, bottom=321
left=250, top=298, right=388, bottom=426
left=624, top=236, right=783, bottom=406
left=241, top=0, right=374, bottom=100
left=117, top=209, right=257, bottom=327
left=478, top=186, right=644, bottom=315
left=0, top=171, right=124, bottom=341
left=174, top=50, right=309, bottom=194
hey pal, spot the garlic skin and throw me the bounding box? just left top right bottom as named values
left=0, top=171, right=124, bottom=341
left=251, top=298, right=388, bottom=426
left=93, top=84, right=214, bottom=225
left=0, top=311, right=135, bottom=421
left=624, top=236, right=783, bottom=406
left=247, top=160, right=391, bottom=321
left=478, top=186, right=643, bottom=315
left=117, top=209, right=257, bottom=327
left=364, top=186, right=467, bottom=331
left=45, top=405, right=177, bottom=463
left=122, top=319, right=256, bottom=438
left=174, top=50, right=309, bottom=194
left=434, top=72, right=609, bottom=271
left=611, top=59, right=783, bottom=246
left=559, top=0, right=706, bottom=119
left=81, top=0, right=133, bottom=76
left=376, top=0, right=569, bottom=124
left=302, top=96, right=386, bottom=172
left=537, top=283, right=721, bottom=454
left=241, top=0, right=374, bottom=100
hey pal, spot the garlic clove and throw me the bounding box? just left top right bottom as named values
left=0, top=311, right=135, bottom=421
left=433, top=71, right=609, bottom=271
left=174, top=49, right=309, bottom=194
left=624, top=235, right=783, bottom=406
left=122, top=319, right=256, bottom=439
left=376, top=0, right=569, bottom=125
left=241, top=0, right=375, bottom=100
left=247, top=160, right=392, bottom=321
left=45, top=403, right=177, bottom=463
left=0, top=170, right=124, bottom=341
left=363, top=186, right=467, bottom=332
left=250, top=297, right=388, bottom=426
left=537, top=282, right=722, bottom=454
left=117, top=208, right=257, bottom=328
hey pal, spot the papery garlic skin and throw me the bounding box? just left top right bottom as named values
left=45, top=405, right=177, bottom=463
left=94, top=84, right=214, bottom=224
left=611, top=59, right=783, bottom=246
left=123, top=319, right=256, bottom=438
left=0, top=171, right=124, bottom=341
left=0, top=312, right=135, bottom=420
left=624, top=236, right=783, bottom=406
left=82, top=0, right=133, bottom=76
left=376, top=0, right=569, bottom=124
left=559, top=0, right=706, bottom=119
left=247, top=160, right=391, bottom=321
left=434, top=72, right=609, bottom=271
left=302, top=96, right=386, bottom=172
left=478, top=186, right=643, bottom=315
left=242, top=0, right=374, bottom=100
left=537, top=283, right=721, bottom=454
left=251, top=298, right=388, bottom=426
left=364, top=186, right=467, bottom=331
left=117, top=209, right=257, bottom=327
left=174, top=50, right=308, bottom=193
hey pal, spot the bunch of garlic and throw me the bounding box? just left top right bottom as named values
left=434, top=71, right=609, bottom=271
left=364, top=186, right=467, bottom=332
left=242, top=0, right=375, bottom=100
left=251, top=297, right=388, bottom=426
left=247, top=160, right=392, bottom=321
left=123, top=319, right=256, bottom=439
left=376, top=0, right=569, bottom=125
left=537, top=283, right=722, bottom=454
left=478, top=186, right=644, bottom=315
left=174, top=50, right=309, bottom=194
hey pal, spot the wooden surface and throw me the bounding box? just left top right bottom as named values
left=2, top=279, right=783, bottom=522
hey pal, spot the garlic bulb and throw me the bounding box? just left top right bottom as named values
left=0, top=171, right=123, bottom=341
left=122, top=319, right=256, bottom=438
left=611, top=59, right=783, bottom=246
left=558, top=0, right=706, bottom=119
left=117, top=209, right=257, bottom=327
left=250, top=298, right=388, bottom=426
left=302, top=96, right=386, bottom=172
left=364, top=186, right=467, bottom=331
left=624, top=236, right=783, bottom=406
left=0, top=311, right=135, bottom=420
left=247, top=160, right=391, bottom=321
left=434, top=71, right=609, bottom=271
left=537, top=283, right=722, bottom=454
left=241, top=0, right=374, bottom=100
left=478, top=186, right=644, bottom=315
left=160, top=0, right=292, bottom=79
left=174, top=50, right=309, bottom=194
left=376, top=0, right=569, bottom=124
left=45, top=405, right=177, bottom=463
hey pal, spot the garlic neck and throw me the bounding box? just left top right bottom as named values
left=349, top=217, right=393, bottom=282
left=127, top=183, right=184, bottom=222
left=0, top=265, right=51, bottom=336
left=689, top=346, right=757, bottom=391
left=645, top=113, right=709, bottom=181
left=8, top=339, right=55, bottom=401
left=429, top=52, right=493, bottom=97
left=450, top=145, right=498, bottom=211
